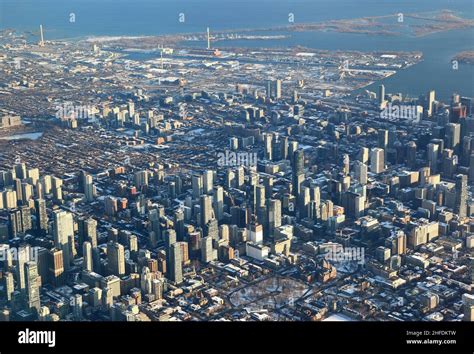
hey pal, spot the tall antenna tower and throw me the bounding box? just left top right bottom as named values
left=158, top=44, right=164, bottom=69
left=207, top=27, right=211, bottom=50
left=39, top=25, right=45, bottom=47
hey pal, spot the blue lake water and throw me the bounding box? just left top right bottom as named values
left=1, top=0, right=473, bottom=100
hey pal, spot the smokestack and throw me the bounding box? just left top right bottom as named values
left=39, top=25, right=44, bottom=46
left=207, top=27, right=210, bottom=50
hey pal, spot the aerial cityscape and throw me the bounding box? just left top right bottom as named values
left=0, top=0, right=473, bottom=328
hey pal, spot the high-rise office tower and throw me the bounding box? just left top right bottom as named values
left=264, top=176, right=273, bottom=199
left=427, top=143, right=439, bottom=173
left=48, top=248, right=65, bottom=286
left=236, top=166, right=245, bottom=190
left=34, top=199, right=48, bottom=234
left=21, top=182, right=34, bottom=204
left=3, top=190, right=17, bottom=209
left=107, top=241, right=125, bottom=276
left=25, top=261, right=41, bottom=313
left=299, top=185, right=311, bottom=218
left=16, top=245, right=29, bottom=292
left=20, top=205, right=32, bottom=233
left=128, top=101, right=135, bottom=118
left=454, top=174, right=468, bottom=218
left=266, top=80, right=272, bottom=98
left=148, top=208, right=161, bottom=247
left=192, top=174, right=203, bottom=199
left=248, top=221, right=263, bottom=244
left=83, top=241, right=93, bottom=272
left=72, top=294, right=83, bottom=320
left=14, top=179, right=23, bottom=204
left=378, top=129, right=388, bottom=156
left=8, top=209, right=22, bottom=237
left=256, top=184, right=266, bottom=209
left=134, top=170, right=149, bottom=190
left=174, top=209, right=185, bottom=240
left=274, top=79, right=282, bottom=99
left=370, top=148, right=385, bottom=174
left=406, top=141, right=417, bottom=168
left=288, top=141, right=298, bottom=162
left=40, top=175, right=52, bottom=195
left=52, top=177, right=63, bottom=201
left=203, top=170, right=213, bottom=194
left=378, top=84, right=385, bottom=108
left=53, top=210, right=74, bottom=270
left=354, top=161, right=368, bottom=185
left=427, top=90, right=435, bottom=117
left=78, top=217, right=97, bottom=248
left=342, top=154, right=350, bottom=176
left=461, top=136, right=473, bottom=166
left=463, top=293, right=474, bottom=321
left=84, top=174, right=94, bottom=202
left=28, top=168, right=39, bottom=186
left=212, top=186, right=224, bottom=221
left=359, top=147, right=369, bottom=164
left=225, top=168, right=235, bottom=189
left=168, top=243, right=183, bottom=284
left=470, top=153, right=474, bottom=182
left=280, top=136, right=289, bottom=160
left=445, top=123, right=461, bottom=153
left=268, top=199, right=282, bottom=237
left=203, top=218, right=218, bottom=241
left=201, top=236, right=215, bottom=263
left=292, top=149, right=305, bottom=197
left=4, top=272, right=14, bottom=301
left=15, top=162, right=27, bottom=180
left=264, top=133, right=273, bottom=160
left=164, top=228, right=177, bottom=273
left=200, top=195, right=213, bottom=227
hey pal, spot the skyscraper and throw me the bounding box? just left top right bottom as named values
left=192, top=174, right=203, bottom=199
left=201, top=236, right=216, bottom=263
left=134, top=170, right=149, bottom=190
left=84, top=174, right=94, bottom=202
left=83, top=241, right=93, bottom=272
left=454, top=174, right=467, bottom=218
left=52, top=177, right=63, bottom=201
left=370, top=148, right=385, bottom=174
left=463, top=293, right=474, bottom=322
left=25, top=261, right=41, bottom=313
left=427, top=90, right=435, bottom=117
left=200, top=195, right=213, bottom=227
left=34, top=199, right=48, bottom=234
left=16, top=245, right=29, bottom=291
left=378, top=84, right=385, bottom=108
left=354, top=161, right=368, bottom=185
left=48, top=248, right=65, bottom=286
left=264, top=133, right=273, bottom=160
left=268, top=199, right=282, bottom=237
left=53, top=210, right=74, bottom=270
left=445, top=123, right=461, bottom=153
left=78, top=217, right=98, bottom=248
left=107, top=241, right=125, bottom=276
left=203, top=170, right=213, bottom=194
left=292, top=149, right=305, bottom=197
left=274, top=79, right=282, bottom=99
left=249, top=221, right=263, bottom=244
left=377, top=129, right=388, bottom=154
left=168, top=243, right=183, bottom=284
left=427, top=143, right=439, bottom=173
left=212, top=186, right=224, bottom=221
left=4, top=272, right=14, bottom=301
